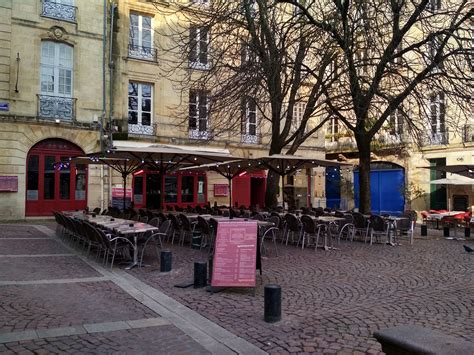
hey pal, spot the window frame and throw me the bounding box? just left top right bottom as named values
left=241, top=97, right=258, bottom=142
left=189, top=89, right=210, bottom=139
left=129, top=13, right=153, bottom=51
left=128, top=81, right=153, bottom=129
left=40, top=41, right=74, bottom=97
left=189, top=26, right=210, bottom=69
left=429, top=92, right=446, bottom=135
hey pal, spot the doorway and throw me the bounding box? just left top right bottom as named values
left=146, top=174, right=162, bottom=209
left=250, top=177, right=265, bottom=208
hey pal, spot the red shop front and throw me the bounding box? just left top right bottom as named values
left=25, top=139, right=87, bottom=216
left=231, top=170, right=266, bottom=208
left=132, top=170, right=207, bottom=210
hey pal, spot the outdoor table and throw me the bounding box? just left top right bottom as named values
left=383, top=216, right=408, bottom=245
left=310, top=215, right=346, bottom=250
left=426, top=211, right=464, bottom=229
left=77, top=214, right=158, bottom=269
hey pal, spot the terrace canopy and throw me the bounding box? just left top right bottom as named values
left=70, top=144, right=236, bottom=210
left=423, top=164, right=474, bottom=179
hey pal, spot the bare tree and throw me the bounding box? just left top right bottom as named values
left=280, top=0, right=473, bottom=213
left=151, top=0, right=339, bottom=207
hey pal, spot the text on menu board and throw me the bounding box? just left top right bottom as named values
left=211, top=220, right=258, bottom=288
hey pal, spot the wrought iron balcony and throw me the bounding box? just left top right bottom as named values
left=188, top=129, right=211, bottom=140
left=241, top=133, right=260, bottom=144
left=128, top=44, right=157, bottom=62
left=421, top=131, right=449, bottom=146
left=128, top=122, right=156, bottom=136
left=41, top=0, right=77, bottom=23
left=463, top=124, right=474, bottom=143
left=38, top=95, right=75, bottom=121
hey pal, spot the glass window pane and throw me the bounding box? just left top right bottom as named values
left=41, top=66, right=54, bottom=93
left=134, top=176, right=143, bottom=204
left=142, top=30, right=151, bottom=48
left=142, top=85, right=151, bottom=97
left=44, top=156, right=55, bottom=200
left=129, top=82, right=138, bottom=96
left=142, top=98, right=151, bottom=112
left=142, top=16, right=152, bottom=29
left=75, top=164, right=86, bottom=200
left=181, top=176, right=194, bottom=203
left=41, top=42, right=55, bottom=65
left=59, top=157, right=71, bottom=200
left=130, top=14, right=139, bottom=26
left=141, top=112, right=151, bottom=126
left=128, top=111, right=138, bottom=124
left=164, top=176, right=178, bottom=203
left=128, top=97, right=138, bottom=110
left=27, top=155, right=39, bottom=201
left=197, top=175, right=205, bottom=203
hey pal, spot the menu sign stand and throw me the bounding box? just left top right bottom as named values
left=210, top=220, right=258, bottom=294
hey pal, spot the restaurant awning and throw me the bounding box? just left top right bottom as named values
left=420, top=164, right=474, bottom=179
left=430, top=176, right=474, bottom=185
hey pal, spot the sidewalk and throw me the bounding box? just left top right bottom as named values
left=0, top=223, right=265, bottom=355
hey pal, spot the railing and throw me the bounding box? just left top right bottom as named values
left=421, top=131, right=449, bottom=146
left=41, top=0, right=77, bottom=22
left=325, top=140, right=357, bottom=151
left=128, top=123, right=156, bottom=136
left=463, top=124, right=474, bottom=143
left=241, top=133, right=260, bottom=144
left=188, top=129, right=211, bottom=140
left=128, top=44, right=157, bottom=62
left=38, top=95, right=75, bottom=121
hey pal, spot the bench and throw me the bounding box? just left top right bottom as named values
left=373, top=325, right=474, bottom=355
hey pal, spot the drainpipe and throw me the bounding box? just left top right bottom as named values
left=109, top=2, right=116, bottom=148
left=101, top=0, right=107, bottom=152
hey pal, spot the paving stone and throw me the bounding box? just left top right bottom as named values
left=0, top=239, right=69, bottom=255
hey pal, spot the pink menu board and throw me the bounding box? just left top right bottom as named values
left=211, top=220, right=258, bottom=288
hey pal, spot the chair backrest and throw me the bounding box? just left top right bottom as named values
left=139, top=216, right=149, bottom=223
left=334, top=210, right=345, bottom=217
left=209, top=218, right=219, bottom=235
left=197, top=216, right=210, bottom=234
left=195, top=205, right=203, bottom=214
left=370, top=215, right=386, bottom=232
left=300, top=215, right=316, bottom=234
left=285, top=213, right=300, bottom=232
left=138, top=208, right=147, bottom=217
left=178, top=213, right=192, bottom=231
left=132, top=214, right=140, bottom=221
left=251, top=213, right=264, bottom=221
left=313, top=207, right=325, bottom=217
left=159, top=220, right=171, bottom=234
left=93, top=207, right=101, bottom=214
left=148, top=217, right=160, bottom=227
left=267, top=216, right=280, bottom=228
left=168, top=213, right=181, bottom=229
left=353, top=212, right=368, bottom=228
left=230, top=209, right=239, bottom=218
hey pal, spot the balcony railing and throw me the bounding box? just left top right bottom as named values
left=41, top=0, right=77, bottom=23
left=421, top=131, right=449, bottom=146
left=38, top=95, right=75, bottom=121
left=241, top=133, right=260, bottom=144
left=188, top=129, right=211, bottom=140
left=128, top=123, right=156, bottom=136
left=128, top=44, right=157, bottom=62
left=463, top=124, right=474, bottom=143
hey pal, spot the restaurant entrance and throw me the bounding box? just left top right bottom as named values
left=133, top=171, right=207, bottom=210
left=25, top=139, right=87, bottom=216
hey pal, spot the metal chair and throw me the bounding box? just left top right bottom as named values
left=261, top=216, right=279, bottom=256
left=283, top=213, right=301, bottom=245
left=139, top=220, right=170, bottom=266
left=299, top=215, right=327, bottom=251
left=353, top=212, right=370, bottom=242
left=369, top=215, right=388, bottom=245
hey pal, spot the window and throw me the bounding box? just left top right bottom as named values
left=327, top=117, right=339, bottom=141
left=41, top=0, right=76, bottom=22
left=389, top=108, right=403, bottom=136
left=165, top=176, right=178, bottom=203
left=240, top=40, right=258, bottom=66
left=241, top=97, right=258, bottom=143
left=292, top=101, right=306, bottom=132
left=427, top=0, right=441, bottom=12
left=240, top=0, right=257, bottom=17
left=429, top=92, right=447, bottom=144
left=40, top=41, right=73, bottom=97
left=181, top=176, right=195, bottom=203
left=59, top=157, right=71, bottom=200
left=44, top=156, right=56, bottom=200
left=189, top=27, right=209, bottom=69
left=190, top=0, right=210, bottom=4
left=189, top=89, right=210, bottom=139
left=27, top=155, right=39, bottom=201
left=133, top=176, right=143, bottom=205
left=129, top=13, right=155, bottom=60
left=428, top=36, right=443, bottom=70
left=75, top=164, right=86, bottom=200
left=128, top=82, right=153, bottom=135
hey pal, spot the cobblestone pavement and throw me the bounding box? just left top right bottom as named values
left=0, top=326, right=209, bottom=355
left=0, top=239, right=71, bottom=255
left=0, top=225, right=49, bottom=239
left=0, top=255, right=101, bottom=281
left=132, top=230, right=474, bottom=354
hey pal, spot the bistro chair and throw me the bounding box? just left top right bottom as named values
left=167, top=213, right=181, bottom=244
left=338, top=213, right=356, bottom=243
left=178, top=213, right=196, bottom=246
left=132, top=214, right=140, bottom=222
left=283, top=213, right=301, bottom=246
left=92, top=207, right=101, bottom=214
left=148, top=217, right=160, bottom=227
left=352, top=212, right=370, bottom=242
left=139, top=216, right=149, bottom=223
left=261, top=216, right=280, bottom=256
left=369, top=215, right=388, bottom=245
left=299, top=215, right=327, bottom=251
left=313, top=207, right=325, bottom=217
left=196, top=216, right=212, bottom=250
left=139, top=220, right=171, bottom=267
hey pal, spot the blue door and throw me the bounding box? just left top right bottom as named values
left=325, top=167, right=341, bottom=209
left=354, top=163, right=405, bottom=216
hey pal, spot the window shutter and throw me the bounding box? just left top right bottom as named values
left=430, top=94, right=437, bottom=132
left=189, top=90, right=197, bottom=129
left=439, top=92, right=445, bottom=132
left=199, top=28, right=208, bottom=65
left=189, top=27, right=198, bottom=63
left=241, top=98, right=246, bottom=133
left=198, top=91, right=208, bottom=131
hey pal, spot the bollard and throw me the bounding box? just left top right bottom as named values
left=420, top=225, right=428, bottom=237
left=465, top=227, right=471, bottom=238
left=160, top=250, right=172, bottom=272
left=443, top=226, right=450, bottom=238
left=264, top=284, right=281, bottom=323
left=194, top=261, right=207, bottom=288
left=208, top=257, right=213, bottom=283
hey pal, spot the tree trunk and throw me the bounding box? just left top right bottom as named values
left=356, top=137, right=371, bottom=214
left=265, top=171, right=280, bottom=208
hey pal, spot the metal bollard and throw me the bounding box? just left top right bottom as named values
left=465, top=227, right=471, bottom=238
left=443, top=226, right=450, bottom=238
left=194, top=261, right=207, bottom=288
left=264, top=284, right=281, bottom=323
left=420, top=225, right=428, bottom=237
left=208, top=257, right=213, bottom=283
left=160, top=250, right=172, bottom=272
